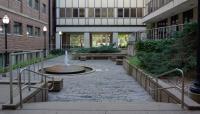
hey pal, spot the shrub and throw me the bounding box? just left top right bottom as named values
left=74, top=45, right=121, bottom=53
left=49, top=49, right=65, bottom=55
left=131, top=22, right=198, bottom=75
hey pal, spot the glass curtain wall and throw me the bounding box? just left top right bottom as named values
left=118, top=33, right=130, bottom=48
left=70, top=33, right=84, bottom=48
left=92, top=33, right=112, bottom=47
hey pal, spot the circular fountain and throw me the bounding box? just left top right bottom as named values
left=42, top=51, right=94, bottom=75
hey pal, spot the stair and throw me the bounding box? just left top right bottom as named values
left=1, top=102, right=199, bottom=114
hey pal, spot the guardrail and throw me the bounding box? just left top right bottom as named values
left=136, top=24, right=184, bottom=40
left=18, top=68, right=55, bottom=108
left=149, top=68, right=185, bottom=109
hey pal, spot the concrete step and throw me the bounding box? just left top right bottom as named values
left=22, top=102, right=182, bottom=111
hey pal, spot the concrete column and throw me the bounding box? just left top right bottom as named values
left=56, top=33, right=61, bottom=49
left=112, top=32, right=118, bottom=47
left=84, top=32, right=90, bottom=48
left=193, top=7, right=198, bottom=22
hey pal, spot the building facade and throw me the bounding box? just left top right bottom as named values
left=0, top=0, right=52, bottom=52
left=143, top=0, right=198, bottom=29
left=56, top=0, right=146, bottom=49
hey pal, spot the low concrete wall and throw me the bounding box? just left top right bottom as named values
left=123, top=59, right=200, bottom=110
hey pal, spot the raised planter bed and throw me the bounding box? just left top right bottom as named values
left=123, top=59, right=200, bottom=110
left=72, top=53, right=127, bottom=60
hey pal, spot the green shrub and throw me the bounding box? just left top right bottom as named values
left=74, top=45, right=121, bottom=53
left=131, top=22, right=197, bottom=75
left=49, top=49, right=65, bottom=55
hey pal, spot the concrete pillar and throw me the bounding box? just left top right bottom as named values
left=112, top=32, right=118, bottom=47
left=84, top=32, right=90, bottom=48
left=193, top=7, right=198, bottom=22
left=56, top=33, right=61, bottom=49
left=178, top=13, right=183, bottom=24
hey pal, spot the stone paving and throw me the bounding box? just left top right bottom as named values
left=46, top=55, right=153, bottom=102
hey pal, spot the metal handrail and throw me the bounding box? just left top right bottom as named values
left=149, top=68, right=184, bottom=109
left=18, top=68, right=55, bottom=108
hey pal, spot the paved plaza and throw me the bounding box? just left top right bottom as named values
left=46, top=55, right=153, bottom=102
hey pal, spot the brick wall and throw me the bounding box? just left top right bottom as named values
left=0, top=0, right=50, bottom=53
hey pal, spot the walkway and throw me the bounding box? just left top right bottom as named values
left=46, top=56, right=152, bottom=102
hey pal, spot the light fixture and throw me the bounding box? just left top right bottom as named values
left=2, top=15, right=10, bottom=24
left=59, top=31, right=62, bottom=35
left=43, top=26, right=47, bottom=32
left=26, top=32, right=29, bottom=35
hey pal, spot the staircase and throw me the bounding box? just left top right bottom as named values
left=2, top=102, right=197, bottom=114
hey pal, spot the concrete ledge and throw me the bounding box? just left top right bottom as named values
left=123, top=59, right=200, bottom=110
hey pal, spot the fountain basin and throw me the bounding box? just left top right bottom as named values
left=42, top=65, right=94, bottom=75
left=44, top=65, right=85, bottom=74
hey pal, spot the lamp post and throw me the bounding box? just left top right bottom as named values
left=2, top=15, right=10, bottom=70
left=189, top=0, right=200, bottom=103
left=43, top=26, right=47, bottom=58
left=59, top=31, right=62, bottom=49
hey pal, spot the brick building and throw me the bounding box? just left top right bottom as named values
left=0, top=0, right=56, bottom=52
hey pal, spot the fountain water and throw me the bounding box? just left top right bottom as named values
left=42, top=50, right=94, bottom=75
left=64, top=51, right=69, bottom=66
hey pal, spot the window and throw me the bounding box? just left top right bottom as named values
left=60, top=8, right=65, bottom=18
left=131, top=8, right=136, bottom=17
left=102, top=8, right=107, bottom=17
left=79, top=8, right=85, bottom=17
left=183, top=9, right=193, bottom=23
left=27, top=0, right=32, bottom=7
left=13, top=22, right=22, bottom=35
left=66, top=8, right=72, bottom=17
left=42, top=4, right=46, bottom=13
left=88, top=8, right=94, bottom=17
left=73, top=8, right=78, bottom=17
left=95, top=8, right=101, bottom=17
left=137, top=8, right=143, bottom=17
left=118, top=8, right=123, bottom=17
left=27, top=25, right=34, bottom=36
left=35, top=27, right=40, bottom=37
left=124, top=8, right=130, bottom=17
left=108, top=8, right=114, bottom=17
left=34, top=0, right=39, bottom=10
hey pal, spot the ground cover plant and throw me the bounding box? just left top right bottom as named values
left=129, top=22, right=198, bottom=76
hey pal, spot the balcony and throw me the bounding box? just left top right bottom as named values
left=143, top=0, right=197, bottom=23
left=136, top=24, right=185, bottom=40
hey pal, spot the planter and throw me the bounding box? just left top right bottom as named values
left=123, top=59, right=200, bottom=110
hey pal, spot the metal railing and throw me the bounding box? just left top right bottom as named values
left=136, top=24, right=184, bottom=41
left=149, top=68, right=185, bottom=109
left=0, top=49, right=55, bottom=108
left=18, top=68, right=55, bottom=108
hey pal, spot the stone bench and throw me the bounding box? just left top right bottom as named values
left=48, top=78, right=63, bottom=92
left=116, top=59, right=123, bottom=65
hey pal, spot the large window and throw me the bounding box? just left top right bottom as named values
left=118, top=8, right=123, bottom=17
left=13, top=22, right=23, bottom=35
left=108, top=8, right=114, bottom=17
left=34, top=0, right=39, bottom=10
left=73, top=8, right=78, bottom=17
left=124, top=8, right=130, bottom=17
left=137, top=8, right=143, bottom=17
left=35, top=27, right=41, bottom=37
left=42, top=3, right=46, bottom=13
left=79, top=8, right=85, bottom=17
left=66, top=8, right=72, bottom=17
left=27, top=25, right=34, bottom=36
left=95, top=8, right=101, bottom=17
left=102, top=8, right=107, bottom=17
left=131, top=8, right=136, bottom=17
left=70, top=33, right=84, bottom=48
left=88, top=8, right=94, bottom=17
left=27, top=0, right=32, bottom=7
left=60, top=8, right=65, bottom=18
left=92, top=33, right=111, bottom=47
